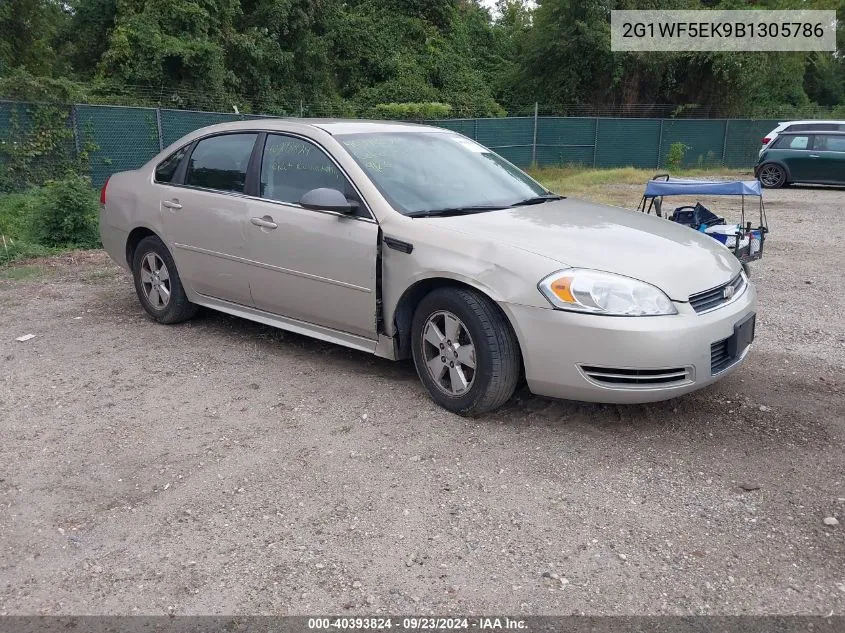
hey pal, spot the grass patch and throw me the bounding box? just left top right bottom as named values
left=0, top=264, right=51, bottom=281
left=84, top=266, right=120, bottom=281
left=0, top=239, right=57, bottom=266
left=530, top=165, right=752, bottom=203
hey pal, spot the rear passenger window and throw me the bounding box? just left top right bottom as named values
left=185, top=133, right=257, bottom=193
left=775, top=135, right=809, bottom=149
left=155, top=147, right=187, bottom=183
left=259, top=134, right=356, bottom=206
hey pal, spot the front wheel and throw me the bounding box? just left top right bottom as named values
left=411, top=287, right=521, bottom=416
left=758, top=163, right=786, bottom=189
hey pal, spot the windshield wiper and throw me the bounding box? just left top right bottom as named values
left=509, top=194, right=565, bottom=207
left=406, top=205, right=506, bottom=218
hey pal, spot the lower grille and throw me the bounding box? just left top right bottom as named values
left=710, top=338, right=733, bottom=374
left=580, top=365, right=691, bottom=387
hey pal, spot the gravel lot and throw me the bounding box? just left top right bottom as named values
left=1, top=183, right=844, bottom=615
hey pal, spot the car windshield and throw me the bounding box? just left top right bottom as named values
left=336, top=131, right=550, bottom=215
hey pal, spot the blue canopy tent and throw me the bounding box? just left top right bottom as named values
left=638, top=174, right=768, bottom=264
left=643, top=178, right=762, bottom=198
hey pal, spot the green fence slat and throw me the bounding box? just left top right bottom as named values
left=475, top=116, right=533, bottom=149
left=723, top=119, right=780, bottom=168
left=76, top=105, right=160, bottom=187
left=535, top=117, right=597, bottom=167
left=160, top=109, right=245, bottom=147
left=595, top=118, right=662, bottom=168
left=660, top=119, right=727, bottom=168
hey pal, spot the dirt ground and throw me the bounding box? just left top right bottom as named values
left=1, top=183, right=844, bottom=616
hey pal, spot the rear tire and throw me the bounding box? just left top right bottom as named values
left=132, top=235, right=197, bottom=324
left=411, top=287, right=520, bottom=416
left=758, top=163, right=786, bottom=189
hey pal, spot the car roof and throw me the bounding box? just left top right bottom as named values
left=307, top=119, right=448, bottom=135
left=779, top=120, right=845, bottom=126
left=179, top=118, right=450, bottom=136
left=778, top=130, right=845, bottom=135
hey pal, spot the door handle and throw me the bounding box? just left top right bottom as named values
left=162, top=199, right=182, bottom=209
left=251, top=216, right=278, bottom=229
left=809, top=154, right=820, bottom=158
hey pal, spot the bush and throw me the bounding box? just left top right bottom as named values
left=372, top=102, right=453, bottom=120
left=0, top=190, right=40, bottom=240
left=0, top=174, right=100, bottom=265
left=666, top=142, right=690, bottom=171
left=27, top=174, right=100, bottom=248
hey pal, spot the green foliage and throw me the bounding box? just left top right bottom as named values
left=0, top=103, right=74, bottom=192
left=27, top=175, right=100, bottom=249
left=0, top=0, right=842, bottom=126
left=666, top=142, right=690, bottom=170
left=0, top=101, right=98, bottom=193
left=0, top=0, right=67, bottom=76
left=0, top=188, right=60, bottom=266
left=95, top=0, right=242, bottom=111
left=0, top=239, right=55, bottom=267
left=0, top=69, right=90, bottom=103
left=373, top=102, right=453, bottom=119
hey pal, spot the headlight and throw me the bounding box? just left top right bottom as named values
left=538, top=268, right=677, bottom=316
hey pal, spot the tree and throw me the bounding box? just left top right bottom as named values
left=92, top=0, right=241, bottom=109
left=0, top=0, right=68, bottom=76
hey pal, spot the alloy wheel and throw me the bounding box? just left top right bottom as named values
left=759, top=164, right=784, bottom=187
left=139, top=252, right=171, bottom=309
left=421, top=310, right=477, bottom=396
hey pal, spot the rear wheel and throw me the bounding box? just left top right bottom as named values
left=411, top=287, right=520, bottom=416
left=132, top=235, right=197, bottom=324
left=758, top=163, right=786, bottom=189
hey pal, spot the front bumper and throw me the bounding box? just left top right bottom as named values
left=500, top=283, right=757, bottom=404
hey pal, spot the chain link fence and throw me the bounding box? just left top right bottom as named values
left=1, top=99, right=782, bottom=189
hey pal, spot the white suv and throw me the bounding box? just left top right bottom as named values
left=760, top=120, right=845, bottom=156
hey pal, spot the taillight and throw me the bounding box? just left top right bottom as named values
left=761, top=137, right=771, bottom=145
left=100, top=176, right=110, bottom=205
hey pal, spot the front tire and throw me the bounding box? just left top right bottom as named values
left=758, top=163, right=786, bottom=189
left=411, top=287, right=521, bottom=415
left=132, top=235, right=197, bottom=324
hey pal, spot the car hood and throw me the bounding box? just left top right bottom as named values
left=423, top=198, right=741, bottom=301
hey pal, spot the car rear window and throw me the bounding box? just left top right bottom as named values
left=185, top=133, right=258, bottom=193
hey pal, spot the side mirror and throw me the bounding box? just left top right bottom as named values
left=300, top=188, right=358, bottom=214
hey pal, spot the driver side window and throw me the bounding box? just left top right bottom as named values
left=260, top=135, right=364, bottom=215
